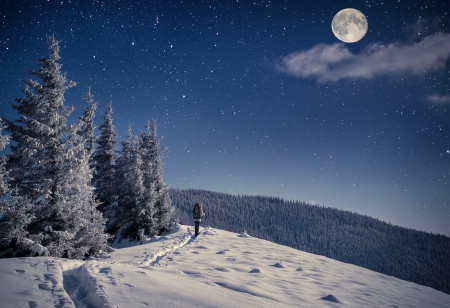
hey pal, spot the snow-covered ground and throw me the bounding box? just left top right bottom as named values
left=1, top=225, right=449, bottom=307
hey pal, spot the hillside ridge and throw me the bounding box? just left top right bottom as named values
left=2, top=224, right=449, bottom=307
left=171, top=188, right=450, bottom=295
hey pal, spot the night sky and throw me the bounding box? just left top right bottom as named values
left=1, top=0, right=449, bottom=236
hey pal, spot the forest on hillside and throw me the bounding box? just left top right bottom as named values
left=171, top=188, right=450, bottom=295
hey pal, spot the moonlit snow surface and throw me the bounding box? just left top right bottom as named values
left=1, top=225, right=449, bottom=307
left=332, top=8, right=368, bottom=43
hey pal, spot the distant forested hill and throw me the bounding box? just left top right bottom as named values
left=170, top=188, right=450, bottom=295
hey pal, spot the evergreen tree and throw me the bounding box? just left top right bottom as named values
left=78, top=87, right=97, bottom=167
left=5, top=36, right=76, bottom=206
left=57, top=124, right=110, bottom=258
left=112, top=127, right=142, bottom=240
left=108, top=125, right=134, bottom=237
left=112, top=121, right=173, bottom=241
left=138, top=121, right=157, bottom=236
left=0, top=189, right=34, bottom=258
left=0, top=119, right=10, bottom=198
left=121, top=135, right=149, bottom=240
left=4, top=36, right=108, bottom=258
left=139, top=120, right=173, bottom=234
left=0, top=119, right=34, bottom=257
left=92, top=103, right=118, bottom=217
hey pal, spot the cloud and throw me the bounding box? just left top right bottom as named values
left=276, top=33, right=450, bottom=82
left=427, top=94, right=450, bottom=105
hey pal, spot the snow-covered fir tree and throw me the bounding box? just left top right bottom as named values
left=3, top=36, right=109, bottom=259
left=56, top=124, right=110, bottom=258
left=112, top=121, right=173, bottom=242
left=137, top=122, right=158, bottom=237
left=92, top=103, right=118, bottom=218
left=5, top=36, right=76, bottom=205
left=139, top=120, right=173, bottom=234
left=78, top=87, right=98, bottom=167
left=111, top=127, right=141, bottom=240
left=122, top=135, right=150, bottom=240
left=0, top=119, right=34, bottom=257
left=0, top=119, right=10, bottom=198
left=0, top=188, right=34, bottom=258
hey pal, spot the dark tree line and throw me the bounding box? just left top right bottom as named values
left=0, top=36, right=173, bottom=259
left=171, top=188, right=450, bottom=295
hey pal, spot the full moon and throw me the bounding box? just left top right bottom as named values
left=331, top=8, right=368, bottom=43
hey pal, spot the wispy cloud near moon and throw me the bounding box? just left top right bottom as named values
left=276, top=33, right=450, bottom=82
left=427, top=93, right=450, bottom=105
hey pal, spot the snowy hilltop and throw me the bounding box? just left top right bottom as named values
left=1, top=225, right=449, bottom=308
left=172, top=189, right=450, bottom=295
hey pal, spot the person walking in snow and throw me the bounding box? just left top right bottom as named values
left=192, top=203, right=205, bottom=237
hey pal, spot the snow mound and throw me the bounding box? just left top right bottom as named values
left=149, top=235, right=162, bottom=243
left=271, top=262, right=285, bottom=268
left=321, top=294, right=341, bottom=303
left=238, top=231, right=251, bottom=238
left=32, top=243, right=48, bottom=256
left=111, top=237, right=139, bottom=249
left=249, top=268, right=262, bottom=273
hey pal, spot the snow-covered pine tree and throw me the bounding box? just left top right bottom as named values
left=108, top=125, right=134, bottom=238
left=139, top=120, right=173, bottom=235
left=136, top=121, right=157, bottom=237
left=123, top=135, right=150, bottom=240
left=112, top=129, right=147, bottom=241
left=131, top=133, right=157, bottom=238
left=4, top=36, right=109, bottom=259
left=56, top=123, right=110, bottom=258
left=105, top=120, right=172, bottom=242
left=78, top=87, right=97, bottom=168
left=0, top=119, right=35, bottom=257
left=5, top=36, right=76, bottom=207
left=0, top=188, right=35, bottom=258
left=0, top=119, right=10, bottom=198
left=92, top=103, right=118, bottom=218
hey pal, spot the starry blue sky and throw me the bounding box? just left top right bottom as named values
left=1, top=0, right=449, bottom=236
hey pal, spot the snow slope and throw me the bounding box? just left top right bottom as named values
left=1, top=225, right=449, bottom=307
